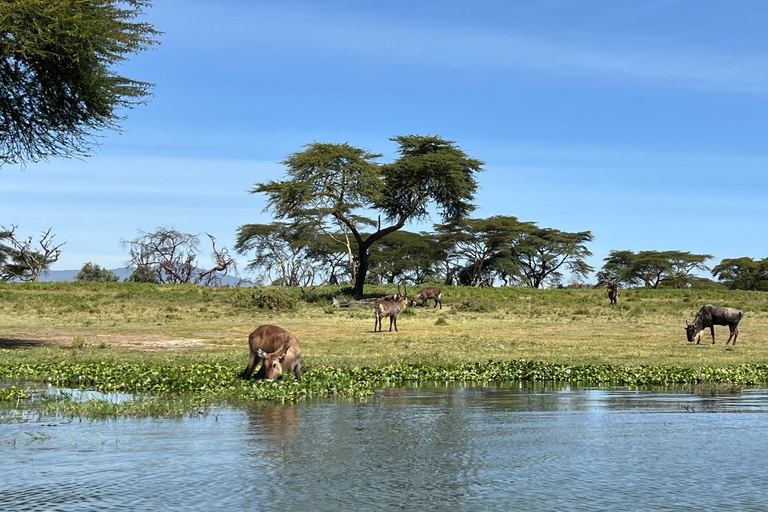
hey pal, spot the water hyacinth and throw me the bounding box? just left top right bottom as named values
left=4, top=360, right=768, bottom=415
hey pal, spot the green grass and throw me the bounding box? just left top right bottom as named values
left=1, top=282, right=768, bottom=416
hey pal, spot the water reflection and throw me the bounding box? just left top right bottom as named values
left=2, top=384, right=768, bottom=511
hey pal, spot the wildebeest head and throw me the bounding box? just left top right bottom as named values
left=257, top=347, right=290, bottom=382
left=685, top=322, right=701, bottom=343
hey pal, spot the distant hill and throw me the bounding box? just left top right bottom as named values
left=39, top=267, right=245, bottom=286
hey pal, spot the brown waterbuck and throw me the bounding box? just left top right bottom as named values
left=410, top=286, right=442, bottom=309
left=241, top=324, right=302, bottom=381
left=607, top=281, right=619, bottom=305
left=374, top=283, right=407, bottom=332
left=685, top=304, right=743, bottom=346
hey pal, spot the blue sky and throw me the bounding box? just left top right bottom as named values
left=3, top=0, right=768, bottom=280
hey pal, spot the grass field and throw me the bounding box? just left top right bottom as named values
left=1, top=282, right=767, bottom=369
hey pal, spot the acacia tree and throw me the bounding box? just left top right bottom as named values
left=250, top=136, right=483, bottom=298
left=366, top=231, right=444, bottom=285
left=235, top=221, right=317, bottom=286
left=711, top=257, right=768, bottom=291
left=122, top=228, right=235, bottom=286
left=0, top=225, right=65, bottom=281
left=510, top=227, right=594, bottom=288
left=602, top=250, right=711, bottom=289
left=0, top=0, right=160, bottom=166
left=437, top=215, right=530, bottom=287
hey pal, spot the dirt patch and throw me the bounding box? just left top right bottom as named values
left=0, top=330, right=217, bottom=351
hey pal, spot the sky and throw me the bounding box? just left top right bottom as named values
left=3, top=0, right=768, bottom=281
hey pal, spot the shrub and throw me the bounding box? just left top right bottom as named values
left=457, top=296, right=498, bottom=313
left=75, top=262, right=119, bottom=282
left=231, top=287, right=297, bottom=311
left=125, top=265, right=157, bottom=283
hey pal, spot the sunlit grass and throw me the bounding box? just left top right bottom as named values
left=2, top=282, right=768, bottom=369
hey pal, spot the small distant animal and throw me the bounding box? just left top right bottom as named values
left=374, top=283, right=407, bottom=332
left=241, top=324, right=302, bottom=381
left=607, top=281, right=619, bottom=305
left=410, top=286, right=442, bottom=309
left=685, top=304, right=743, bottom=346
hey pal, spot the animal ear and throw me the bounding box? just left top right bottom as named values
left=257, top=348, right=266, bottom=359
left=278, top=351, right=288, bottom=362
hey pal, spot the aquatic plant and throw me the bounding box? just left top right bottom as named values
left=4, top=359, right=768, bottom=419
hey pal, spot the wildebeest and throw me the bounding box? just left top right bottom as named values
left=241, top=324, right=302, bottom=381
left=607, top=281, right=619, bottom=305
left=685, top=304, right=743, bottom=346
left=374, top=283, right=407, bottom=332
left=410, top=286, right=442, bottom=309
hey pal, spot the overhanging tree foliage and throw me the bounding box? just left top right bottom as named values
left=249, top=135, right=483, bottom=298
left=0, top=0, right=160, bottom=166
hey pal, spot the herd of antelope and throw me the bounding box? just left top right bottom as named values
left=240, top=280, right=744, bottom=382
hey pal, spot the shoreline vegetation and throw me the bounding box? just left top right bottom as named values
left=2, top=282, right=768, bottom=417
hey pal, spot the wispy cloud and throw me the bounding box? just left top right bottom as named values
left=173, top=2, right=768, bottom=95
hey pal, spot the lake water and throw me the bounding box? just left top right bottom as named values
left=2, top=384, right=768, bottom=511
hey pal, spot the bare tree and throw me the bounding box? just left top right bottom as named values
left=0, top=225, right=65, bottom=281
left=122, top=228, right=235, bottom=286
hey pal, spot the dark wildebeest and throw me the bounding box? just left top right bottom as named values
left=374, top=283, right=407, bottom=332
left=410, top=286, right=442, bottom=309
left=685, top=304, right=743, bottom=346
left=607, top=281, right=619, bottom=305
left=241, top=324, right=302, bottom=381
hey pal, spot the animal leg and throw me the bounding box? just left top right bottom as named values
left=710, top=325, right=716, bottom=344
left=293, top=361, right=302, bottom=381
left=242, top=353, right=257, bottom=379
left=255, top=360, right=267, bottom=379
left=726, top=326, right=738, bottom=346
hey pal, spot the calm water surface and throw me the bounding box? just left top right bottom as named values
left=2, top=384, right=768, bottom=511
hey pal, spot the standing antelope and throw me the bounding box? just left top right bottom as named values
left=242, top=324, right=302, bottom=381
left=374, top=283, right=407, bottom=332
left=410, top=286, right=442, bottom=309
left=607, top=281, right=619, bottom=305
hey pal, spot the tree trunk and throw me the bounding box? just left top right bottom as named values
left=353, top=247, right=370, bottom=299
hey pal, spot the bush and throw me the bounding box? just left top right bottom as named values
left=74, top=263, right=119, bottom=282
left=125, top=265, right=157, bottom=283
left=231, top=287, right=298, bottom=311
left=456, top=296, right=498, bottom=313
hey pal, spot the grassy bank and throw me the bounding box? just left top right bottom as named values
left=2, top=282, right=767, bottom=366
left=1, top=282, right=768, bottom=414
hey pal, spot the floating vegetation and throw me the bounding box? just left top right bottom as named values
left=2, top=359, right=768, bottom=418
left=0, top=385, right=31, bottom=403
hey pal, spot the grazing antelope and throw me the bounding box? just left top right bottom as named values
left=242, top=324, right=302, bottom=381
left=410, top=286, right=442, bottom=309
left=686, top=305, right=743, bottom=346
left=607, top=281, right=619, bottom=305
left=374, top=283, right=407, bottom=332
